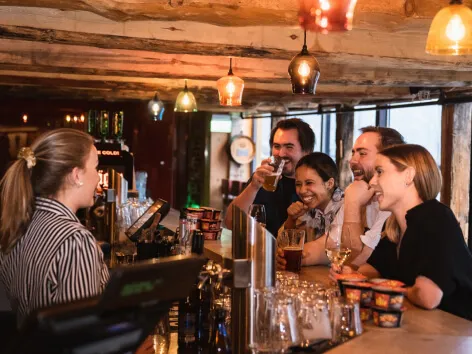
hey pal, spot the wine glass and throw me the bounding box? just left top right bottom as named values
left=324, top=224, right=352, bottom=272
left=248, top=204, right=266, bottom=228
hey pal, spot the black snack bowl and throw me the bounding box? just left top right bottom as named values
left=372, top=306, right=405, bottom=328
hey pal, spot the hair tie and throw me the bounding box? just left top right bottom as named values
left=17, top=147, right=36, bottom=169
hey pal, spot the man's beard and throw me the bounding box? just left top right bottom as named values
left=351, top=164, right=374, bottom=183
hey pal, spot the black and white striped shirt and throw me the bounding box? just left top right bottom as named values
left=0, top=197, right=109, bottom=327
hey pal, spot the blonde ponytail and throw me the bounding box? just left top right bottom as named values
left=0, top=159, right=35, bottom=252
left=0, top=129, right=93, bottom=254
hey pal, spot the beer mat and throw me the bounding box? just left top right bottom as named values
left=288, top=333, right=363, bottom=353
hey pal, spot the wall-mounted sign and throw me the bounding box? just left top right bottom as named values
left=228, top=135, right=256, bottom=165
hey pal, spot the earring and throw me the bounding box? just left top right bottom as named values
left=77, top=181, right=84, bottom=187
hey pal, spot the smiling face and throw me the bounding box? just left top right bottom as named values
left=272, top=128, right=308, bottom=178
left=350, top=132, right=381, bottom=183
left=295, top=165, right=333, bottom=211
left=369, top=154, right=409, bottom=212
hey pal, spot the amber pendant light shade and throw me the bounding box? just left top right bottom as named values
left=426, top=0, right=472, bottom=55
left=217, top=58, right=244, bottom=107
left=174, top=80, right=198, bottom=113
left=298, top=0, right=358, bottom=33
left=288, top=31, right=321, bottom=95
left=148, top=93, right=165, bottom=121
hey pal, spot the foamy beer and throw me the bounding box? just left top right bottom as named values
left=277, top=229, right=305, bottom=272
left=262, top=156, right=285, bottom=192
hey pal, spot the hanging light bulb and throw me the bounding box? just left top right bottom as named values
left=65, top=115, right=71, bottom=123
left=298, top=0, right=358, bottom=33
left=148, top=92, right=165, bottom=121
left=22, top=114, right=28, bottom=123
left=426, top=0, right=472, bottom=55
left=174, top=79, right=198, bottom=113
left=80, top=114, right=85, bottom=123
left=288, top=31, right=321, bottom=95
left=216, top=58, right=244, bottom=106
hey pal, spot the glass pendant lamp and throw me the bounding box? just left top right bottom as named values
left=148, top=93, right=165, bottom=121
left=288, top=31, right=321, bottom=94
left=174, top=80, right=198, bottom=112
left=217, top=58, right=244, bottom=106
left=426, top=0, right=472, bottom=55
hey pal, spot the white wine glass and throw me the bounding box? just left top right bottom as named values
left=324, top=224, right=352, bottom=271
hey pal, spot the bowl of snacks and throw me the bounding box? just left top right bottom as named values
left=343, top=281, right=373, bottom=306
left=360, top=306, right=372, bottom=322
left=373, top=286, right=406, bottom=310
left=372, top=306, right=405, bottom=328
left=335, top=273, right=368, bottom=295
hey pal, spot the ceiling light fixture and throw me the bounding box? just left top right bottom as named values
left=217, top=58, right=244, bottom=107
left=288, top=31, right=321, bottom=95
left=174, top=80, right=198, bottom=113
left=148, top=93, right=165, bottom=121
left=426, top=0, right=472, bottom=55
left=298, top=0, right=358, bottom=33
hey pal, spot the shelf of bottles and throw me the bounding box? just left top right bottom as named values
left=87, top=110, right=124, bottom=142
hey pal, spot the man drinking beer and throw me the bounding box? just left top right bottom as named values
left=224, top=118, right=315, bottom=237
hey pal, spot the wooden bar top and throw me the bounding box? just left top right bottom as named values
left=203, top=233, right=472, bottom=353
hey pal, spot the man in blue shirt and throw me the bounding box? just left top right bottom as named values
left=224, top=118, right=315, bottom=237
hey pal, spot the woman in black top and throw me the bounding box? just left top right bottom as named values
left=340, top=144, right=472, bottom=320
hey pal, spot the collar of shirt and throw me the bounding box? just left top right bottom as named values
left=35, top=197, right=80, bottom=223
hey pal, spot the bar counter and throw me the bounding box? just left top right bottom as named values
left=202, top=234, right=472, bottom=353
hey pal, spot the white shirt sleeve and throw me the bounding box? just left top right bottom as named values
left=360, top=202, right=391, bottom=249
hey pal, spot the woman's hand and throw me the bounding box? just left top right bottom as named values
left=328, top=264, right=355, bottom=282
left=284, top=202, right=308, bottom=229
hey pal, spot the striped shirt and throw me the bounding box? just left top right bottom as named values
left=0, top=197, right=109, bottom=327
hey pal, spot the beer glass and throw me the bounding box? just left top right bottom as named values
left=262, top=156, right=285, bottom=192
left=277, top=229, right=305, bottom=273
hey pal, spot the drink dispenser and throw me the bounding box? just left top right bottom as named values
left=231, top=205, right=276, bottom=353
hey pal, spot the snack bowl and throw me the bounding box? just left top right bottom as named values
left=185, top=207, right=205, bottom=219
left=335, top=273, right=368, bottom=295
left=202, top=229, right=222, bottom=240
left=360, top=306, right=372, bottom=322
left=343, top=281, right=373, bottom=307
left=201, top=207, right=215, bottom=220
left=372, top=306, right=405, bottom=328
left=373, top=286, right=406, bottom=310
left=201, top=219, right=220, bottom=231
left=372, top=279, right=405, bottom=288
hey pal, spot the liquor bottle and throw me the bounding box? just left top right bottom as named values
left=87, top=110, right=98, bottom=138
left=208, top=305, right=231, bottom=354
left=98, top=110, right=109, bottom=141
left=111, top=110, right=124, bottom=141
left=196, top=276, right=212, bottom=351
left=178, top=286, right=199, bottom=351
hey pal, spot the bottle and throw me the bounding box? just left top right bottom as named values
left=191, top=230, right=204, bottom=255
left=111, top=110, right=124, bottom=141
left=208, top=304, right=231, bottom=354
left=178, top=286, right=199, bottom=350
left=98, top=110, right=109, bottom=141
left=196, top=276, right=211, bottom=351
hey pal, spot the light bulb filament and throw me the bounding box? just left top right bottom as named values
left=298, top=61, right=311, bottom=77
left=226, top=81, right=236, bottom=96
left=446, top=14, right=466, bottom=42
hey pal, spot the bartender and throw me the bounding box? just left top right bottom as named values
left=0, top=128, right=109, bottom=327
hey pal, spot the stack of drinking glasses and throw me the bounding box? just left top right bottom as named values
left=251, top=270, right=363, bottom=353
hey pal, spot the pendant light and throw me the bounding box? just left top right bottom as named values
left=216, top=58, right=244, bottom=106
left=148, top=92, right=165, bottom=121
left=288, top=31, right=321, bottom=95
left=174, top=80, right=198, bottom=112
left=298, top=0, right=358, bottom=33
left=426, top=0, right=472, bottom=55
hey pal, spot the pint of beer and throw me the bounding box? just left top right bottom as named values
left=262, top=156, right=285, bottom=192
left=277, top=229, right=305, bottom=272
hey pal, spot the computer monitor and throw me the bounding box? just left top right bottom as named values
left=125, top=198, right=171, bottom=242
left=7, top=255, right=205, bottom=354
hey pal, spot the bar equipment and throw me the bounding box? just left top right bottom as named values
left=231, top=205, right=276, bottom=353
